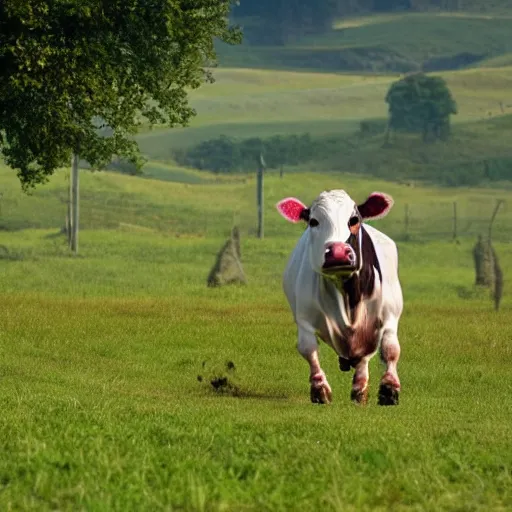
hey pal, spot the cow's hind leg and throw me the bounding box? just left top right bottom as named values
left=298, top=326, right=332, bottom=404
left=378, top=321, right=401, bottom=406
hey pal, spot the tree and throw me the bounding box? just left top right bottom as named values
left=385, top=73, right=457, bottom=142
left=0, top=0, right=240, bottom=252
left=0, top=0, right=240, bottom=188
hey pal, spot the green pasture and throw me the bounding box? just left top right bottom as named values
left=0, top=162, right=511, bottom=509
left=2, top=10, right=512, bottom=506
left=135, top=65, right=512, bottom=186
left=1, top=163, right=511, bottom=240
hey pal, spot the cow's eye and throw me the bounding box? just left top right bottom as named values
left=309, top=218, right=319, bottom=228
left=348, top=216, right=360, bottom=227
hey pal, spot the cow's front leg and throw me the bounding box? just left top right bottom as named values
left=378, top=321, right=401, bottom=406
left=351, top=357, right=370, bottom=405
left=298, top=327, right=332, bottom=404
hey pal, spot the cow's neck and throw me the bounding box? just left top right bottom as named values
left=333, top=225, right=382, bottom=324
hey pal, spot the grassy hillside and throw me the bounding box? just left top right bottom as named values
left=137, top=66, right=512, bottom=149
left=0, top=162, right=510, bottom=243
left=134, top=65, right=512, bottom=186
left=218, top=11, right=512, bottom=73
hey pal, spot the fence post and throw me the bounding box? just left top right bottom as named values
left=452, top=201, right=457, bottom=240
left=70, top=152, right=79, bottom=254
left=404, top=203, right=410, bottom=241
left=257, top=153, right=265, bottom=239
left=489, top=199, right=504, bottom=241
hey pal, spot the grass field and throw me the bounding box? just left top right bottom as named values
left=1, top=161, right=511, bottom=509
left=2, top=8, right=512, bottom=508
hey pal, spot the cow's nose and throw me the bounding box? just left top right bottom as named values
left=325, top=242, right=356, bottom=266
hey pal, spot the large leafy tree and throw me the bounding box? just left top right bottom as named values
left=385, top=73, right=457, bottom=142
left=0, top=0, right=240, bottom=189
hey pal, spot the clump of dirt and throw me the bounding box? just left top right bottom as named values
left=197, top=359, right=289, bottom=400
left=197, top=360, right=241, bottom=396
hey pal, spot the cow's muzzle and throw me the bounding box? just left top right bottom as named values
left=322, top=242, right=356, bottom=272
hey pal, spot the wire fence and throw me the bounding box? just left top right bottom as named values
left=379, top=199, right=509, bottom=243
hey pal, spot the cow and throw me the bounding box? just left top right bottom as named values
left=276, top=189, right=403, bottom=406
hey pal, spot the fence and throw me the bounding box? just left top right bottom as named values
left=379, top=199, right=509, bottom=243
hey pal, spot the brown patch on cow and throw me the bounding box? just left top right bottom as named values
left=342, top=226, right=382, bottom=314
left=343, top=314, right=381, bottom=361
left=349, top=221, right=361, bottom=236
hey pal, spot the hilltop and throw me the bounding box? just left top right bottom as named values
left=218, top=11, right=512, bottom=73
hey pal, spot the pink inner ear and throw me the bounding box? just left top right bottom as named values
left=276, top=197, right=307, bottom=223
left=358, top=192, right=394, bottom=220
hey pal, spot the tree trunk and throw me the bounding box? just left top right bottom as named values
left=70, top=153, right=79, bottom=254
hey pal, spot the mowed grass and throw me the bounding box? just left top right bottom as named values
left=0, top=164, right=512, bottom=509
left=1, top=235, right=511, bottom=510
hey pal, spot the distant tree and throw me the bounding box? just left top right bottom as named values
left=385, top=73, right=457, bottom=142
left=0, top=0, right=240, bottom=189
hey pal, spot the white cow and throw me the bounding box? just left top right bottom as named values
left=277, top=189, right=403, bottom=405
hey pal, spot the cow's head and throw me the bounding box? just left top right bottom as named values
left=277, top=189, right=394, bottom=276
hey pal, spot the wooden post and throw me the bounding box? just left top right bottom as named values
left=257, top=153, right=265, bottom=239
left=452, top=201, right=457, bottom=240
left=488, top=199, right=504, bottom=241
left=70, top=152, right=79, bottom=254
left=404, top=203, right=410, bottom=240
left=66, top=170, right=72, bottom=247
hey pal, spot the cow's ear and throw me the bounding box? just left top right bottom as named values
left=276, top=197, right=309, bottom=223
left=358, top=192, right=394, bottom=220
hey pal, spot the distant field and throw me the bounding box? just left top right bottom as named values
left=134, top=65, right=512, bottom=186
left=136, top=66, right=512, bottom=150
left=218, top=11, right=512, bottom=72
left=0, top=164, right=511, bottom=509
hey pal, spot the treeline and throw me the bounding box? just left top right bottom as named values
left=170, top=123, right=512, bottom=187
left=174, top=134, right=322, bottom=172
left=233, top=0, right=486, bottom=44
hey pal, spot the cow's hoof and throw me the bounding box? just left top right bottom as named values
left=338, top=357, right=351, bottom=372
left=310, top=385, right=331, bottom=404
left=378, top=383, right=399, bottom=406
left=351, top=387, right=368, bottom=405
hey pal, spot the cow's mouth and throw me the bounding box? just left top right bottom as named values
left=322, top=261, right=356, bottom=274
left=322, top=242, right=357, bottom=274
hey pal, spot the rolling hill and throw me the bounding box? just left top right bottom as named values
left=218, top=11, right=512, bottom=73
